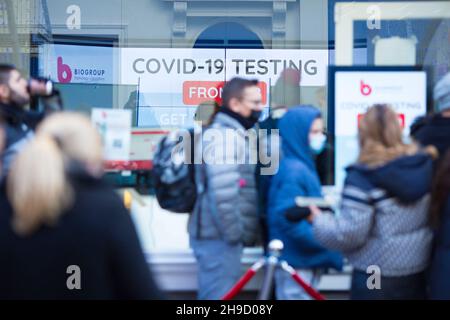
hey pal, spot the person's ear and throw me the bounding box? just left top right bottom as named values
left=228, top=97, right=240, bottom=113
left=0, top=84, right=10, bottom=102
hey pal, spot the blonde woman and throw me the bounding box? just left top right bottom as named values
left=0, top=112, right=161, bottom=299
left=310, top=104, right=436, bottom=300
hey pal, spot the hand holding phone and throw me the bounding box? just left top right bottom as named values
left=285, top=197, right=334, bottom=223
left=295, top=196, right=333, bottom=209
left=285, top=206, right=312, bottom=222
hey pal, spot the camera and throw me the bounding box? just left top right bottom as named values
left=27, top=77, right=63, bottom=112
left=27, top=77, right=54, bottom=97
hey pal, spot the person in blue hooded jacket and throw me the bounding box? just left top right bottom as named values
left=267, top=105, right=343, bottom=300
left=310, top=104, right=437, bottom=300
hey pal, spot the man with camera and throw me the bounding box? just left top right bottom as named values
left=0, top=64, right=62, bottom=180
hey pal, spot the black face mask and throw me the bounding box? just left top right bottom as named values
left=220, top=107, right=261, bottom=130
left=249, top=110, right=262, bottom=122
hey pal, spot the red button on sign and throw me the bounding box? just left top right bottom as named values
left=183, top=81, right=224, bottom=105
left=183, top=81, right=267, bottom=106
left=358, top=113, right=406, bottom=128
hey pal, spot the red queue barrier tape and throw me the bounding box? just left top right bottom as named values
left=280, top=261, right=326, bottom=300
left=222, top=268, right=257, bottom=300
left=291, top=273, right=326, bottom=301
left=222, top=259, right=265, bottom=300
left=221, top=257, right=325, bottom=301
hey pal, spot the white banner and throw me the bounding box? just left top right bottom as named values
left=120, top=48, right=328, bottom=127
left=334, top=70, right=427, bottom=186
left=226, top=49, right=328, bottom=86
left=39, top=44, right=116, bottom=84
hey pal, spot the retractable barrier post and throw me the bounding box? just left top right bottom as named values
left=257, top=239, right=283, bottom=300
left=221, top=240, right=326, bottom=300
left=221, top=259, right=265, bottom=300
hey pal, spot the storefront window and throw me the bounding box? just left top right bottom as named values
left=1, top=0, right=450, bottom=253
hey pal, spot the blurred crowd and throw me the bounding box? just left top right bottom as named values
left=1, top=63, right=450, bottom=300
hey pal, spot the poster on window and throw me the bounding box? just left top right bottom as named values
left=91, top=108, right=131, bottom=162
left=39, top=44, right=116, bottom=84
left=332, top=68, right=427, bottom=187
left=120, top=48, right=328, bottom=128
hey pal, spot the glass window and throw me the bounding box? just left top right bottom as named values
left=1, top=0, right=449, bottom=253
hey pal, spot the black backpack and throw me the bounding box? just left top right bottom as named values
left=152, top=129, right=197, bottom=213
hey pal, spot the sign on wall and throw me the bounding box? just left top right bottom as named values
left=39, top=46, right=328, bottom=128
left=120, top=48, right=328, bottom=127
left=39, top=44, right=116, bottom=84
left=331, top=67, right=427, bottom=187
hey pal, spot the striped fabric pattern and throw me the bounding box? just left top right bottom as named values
left=313, top=182, right=433, bottom=277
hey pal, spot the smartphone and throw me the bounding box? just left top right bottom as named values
left=295, top=196, right=334, bottom=208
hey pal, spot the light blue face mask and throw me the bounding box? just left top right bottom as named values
left=310, top=133, right=327, bottom=155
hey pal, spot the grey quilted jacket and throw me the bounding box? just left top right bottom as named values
left=188, top=112, right=260, bottom=246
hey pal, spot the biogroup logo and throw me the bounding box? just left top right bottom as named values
left=57, top=56, right=107, bottom=84
left=57, top=57, right=72, bottom=83
left=360, top=80, right=372, bottom=96
left=359, top=78, right=406, bottom=97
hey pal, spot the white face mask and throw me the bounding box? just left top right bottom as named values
left=402, top=135, right=412, bottom=145
left=310, top=133, right=327, bottom=155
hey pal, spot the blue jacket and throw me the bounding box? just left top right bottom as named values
left=267, top=106, right=343, bottom=270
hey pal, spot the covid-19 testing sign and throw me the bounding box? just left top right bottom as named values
left=330, top=67, right=428, bottom=187
left=120, top=48, right=328, bottom=127
left=39, top=45, right=328, bottom=128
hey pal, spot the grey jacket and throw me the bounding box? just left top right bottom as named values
left=313, top=153, right=434, bottom=277
left=188, top=112, right=259, bottom=246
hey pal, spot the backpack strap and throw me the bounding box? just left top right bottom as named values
left=194, top=128, right=207, bottom=239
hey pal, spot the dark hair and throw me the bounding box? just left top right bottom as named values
left=431, top=149, right=450, bottom=226
left=222, top=77, right=259, bottom=109
left=0, top=64, right=16, bottom=85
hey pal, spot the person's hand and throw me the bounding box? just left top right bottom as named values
left=307, top=205, right=322, bottom=223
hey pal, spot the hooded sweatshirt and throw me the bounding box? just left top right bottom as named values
left=267, top=106, right=343, bottom=270
left=411, top=113, right=450, bottom=161
left=313, top=152, right=434, bottom=277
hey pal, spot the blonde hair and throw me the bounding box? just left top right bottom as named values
left=7, top=112, right=103, bottom=236
left=358, top=104, right=435, bottom=167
